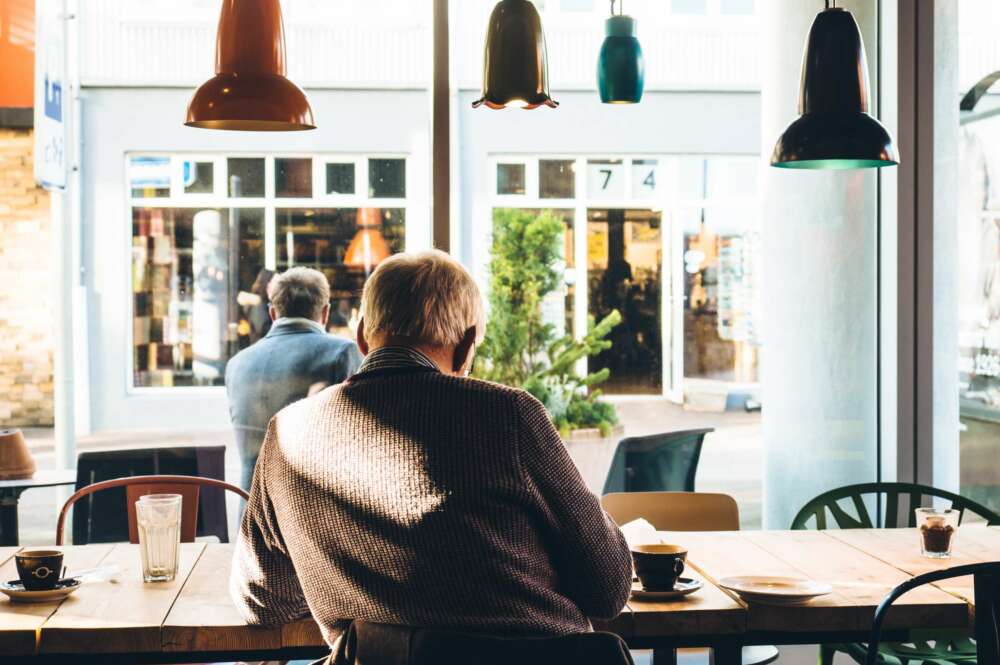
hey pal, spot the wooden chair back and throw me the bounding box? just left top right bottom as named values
left=56, top=475, right=249, bottom=546
left=602, top=491, right=740, bottom=531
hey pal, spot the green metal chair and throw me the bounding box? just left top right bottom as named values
left=791, top=482, right=1000, bottom=665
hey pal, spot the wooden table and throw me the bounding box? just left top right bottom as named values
left=1, top=528, right=995, bottom=664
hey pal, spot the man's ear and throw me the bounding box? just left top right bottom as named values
left=268, top=305, right=279, bottom=322
left=319, top=303, right=331, bottom=327
left=453, top=326, right=477, bottom=374
left=357, top=317, right=369, bottom=355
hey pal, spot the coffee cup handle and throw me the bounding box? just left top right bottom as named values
left=674, top=559, right=685, bottom=578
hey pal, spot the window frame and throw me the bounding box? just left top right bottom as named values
left=487, top=153, right=760, bottom=403
left=124, top=151, right=412, bottom=394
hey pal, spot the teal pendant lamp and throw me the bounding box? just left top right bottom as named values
left=770, top=1, right=898, bottom=169
left=597, top=1, right=644, bottom=104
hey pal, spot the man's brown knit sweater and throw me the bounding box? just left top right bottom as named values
left=230, top=359, right=633, bottom=646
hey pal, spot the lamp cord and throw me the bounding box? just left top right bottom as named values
left=609, top=0, right=623, bottom=16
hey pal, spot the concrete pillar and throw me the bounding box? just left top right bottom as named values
left=760, top=0, right=880, bottom=529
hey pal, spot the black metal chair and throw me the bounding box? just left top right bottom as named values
left=865, top=562, right=1000, bottom=665
left=327, top=620, right=635, bottom=665
left=793, top=483, right=1000, bottom=665
left=791, top=482, right=1000, bottom=530
left=72, top=445, right=231, bottom=544
left=602, top=429, right=712, bottom=495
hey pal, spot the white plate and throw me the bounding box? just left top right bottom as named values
left=0, top=578, right=81, bottom=603
left=630, top=577, right=702, bottom=600
left=718, top=575, right=832, bottom=606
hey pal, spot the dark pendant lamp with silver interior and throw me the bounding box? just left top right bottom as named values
left=770, top=0, right=898, bottom=169
left=186, top=0, right=315, bottom=131
left=473, top=0, right=558, bottom=109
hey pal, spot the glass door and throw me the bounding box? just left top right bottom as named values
left=586, top=208, right=664, bottom=395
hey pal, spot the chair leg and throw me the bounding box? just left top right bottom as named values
left=818, top=644, right=836, bottom=665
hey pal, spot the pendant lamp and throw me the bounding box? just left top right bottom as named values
left=770, top=3, right=898, bottom=169
left=186, top=0, right=315, bottom=131
left=345, top=208, right=392, bottom=275
left=473, top=0, right=558, bottom=110
left=597, top=1, right=644, bottom=104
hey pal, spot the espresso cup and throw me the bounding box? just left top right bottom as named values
left=15, top=550, right=64, bottom=591
left=631, top=544, right=687, bottom=591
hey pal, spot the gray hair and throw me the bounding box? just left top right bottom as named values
left=267, top=267, right=330, bottom=320
left=361, top=250, right=485, bottom=347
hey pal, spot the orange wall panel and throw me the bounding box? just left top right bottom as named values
left=0, top=0, right=35, bottom=108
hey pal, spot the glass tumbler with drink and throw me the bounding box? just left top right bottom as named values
left=136, top=494, right=182, bottom=582
left=916, top=507, right=959, bottom=559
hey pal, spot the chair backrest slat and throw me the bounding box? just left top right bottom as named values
left=884, top=491, right=899, bottom=529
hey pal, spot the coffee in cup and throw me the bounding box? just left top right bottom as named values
left=15, top=550, right=64, bottom=591
left=631, top=544, right=687, bottom=591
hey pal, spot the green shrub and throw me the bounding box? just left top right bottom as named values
left=474, top=208, right=620, bottom=435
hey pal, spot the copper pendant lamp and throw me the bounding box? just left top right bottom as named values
left=344, top=208, right=392, bottom=275
left=186, top=0, right=315, bottom=131
left=473, top=0, right=558, bottom=110
left=770, top=2, right=897, bottom=169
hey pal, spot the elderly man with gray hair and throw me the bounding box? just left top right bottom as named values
left=225, top=266, right=362, bottom=492
left=230, top=250, right=632, bottom=648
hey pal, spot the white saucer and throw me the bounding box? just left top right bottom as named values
left=0, top=578, right=81, bottom=603
left=630, top=577, right=703, bottom=600
left=718, top=575, right=832, bottom=606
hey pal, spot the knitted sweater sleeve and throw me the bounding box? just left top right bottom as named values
left=514, top=391, right=633, bottom=620
left=230, top=418, right=311, bottom=626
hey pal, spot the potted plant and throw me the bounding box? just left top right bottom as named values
left=474, top=209, right=624, bottom=484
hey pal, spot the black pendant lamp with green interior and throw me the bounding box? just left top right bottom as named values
left=770, top=0, right=898, bottom=169
left=597, top=0, right=644, bottom=104
left=473, top=0, right=558, bottom=109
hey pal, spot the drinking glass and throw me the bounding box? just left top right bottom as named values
left=916, top=507, right=959, bottom=559
left=136, top=494, right=182, bottom=582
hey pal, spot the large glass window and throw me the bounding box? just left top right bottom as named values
left=128, top=153, right=410, bottom=389
left=957, top=0, right=1000, bottom=513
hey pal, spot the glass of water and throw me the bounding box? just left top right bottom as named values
left=136, top=494, right=182, bottom=582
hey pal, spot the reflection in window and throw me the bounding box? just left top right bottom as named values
left=720, top=0, right=754, bottom=15
left=275, top=158, right=312, bottom=198
left=672, top=0, right=707, bottom=14
left=682, top=209, right=759, bottom=383
left=540, top=159, right=575, bottom=199
left=227, top=158, right=265, bottom=197
left=183, top=161, right=214, bottom=194
left=587, top=208, right=662, bottom=394
left=129, top=156, right=170, bottom=198
left=277, top=208, right=405, bottom=337
left=131, top=207, right=265, bottom=387
left=497, top=163, right=526, bottom=195
left=326, top=162, right=356, bottom=195
left=368, top=159, right=406, bottom=198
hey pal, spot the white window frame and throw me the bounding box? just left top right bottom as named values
left=125, top=151, right=413, bottom=394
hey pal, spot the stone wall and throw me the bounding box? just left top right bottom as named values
left=0, top=127, right=53, bottom=426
